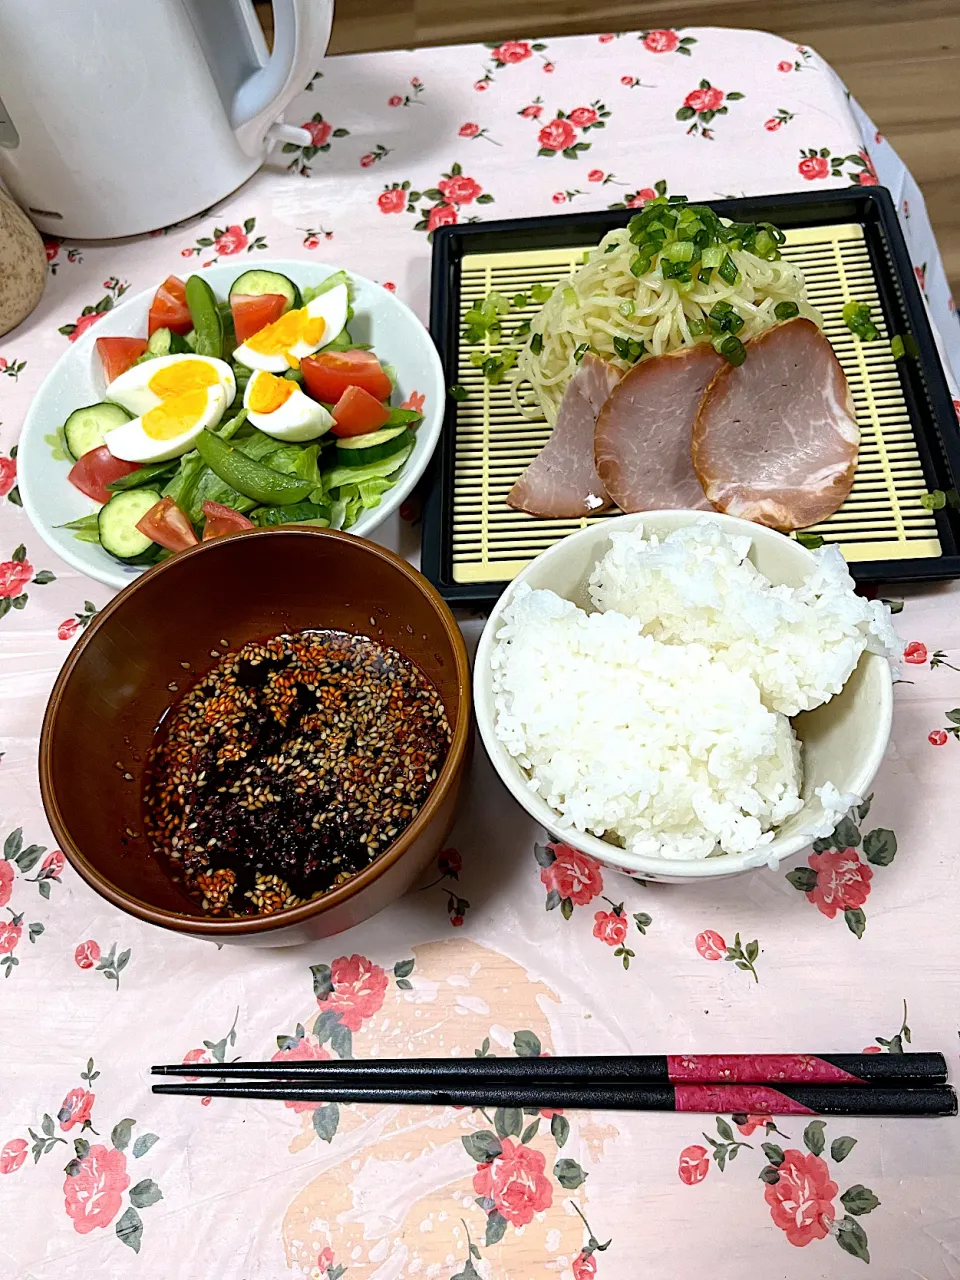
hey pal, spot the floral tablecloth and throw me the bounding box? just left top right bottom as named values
left=2, top=25, right=960, bottom=1280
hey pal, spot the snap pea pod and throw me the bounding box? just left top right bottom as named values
left=194, top=430, right=312, bottom=506
left=184, top=275, right=224, bottom=358
left=216, top=407, right=248, bottom=441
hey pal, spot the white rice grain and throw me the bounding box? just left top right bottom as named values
left=491, top=521, right=897, bottom=860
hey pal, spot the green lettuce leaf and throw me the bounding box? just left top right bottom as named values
left=357, top=477, right=394, bottom=509
left=322, top=444, right=412, bottom=493
left=252, top=501, right=330, bottom=527
left=303, top=270, right=355, bottom=324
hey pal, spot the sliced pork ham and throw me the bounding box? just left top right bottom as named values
left=691, top=317, right=858, bottom=532
left=593, top=344, right=725, bottom=512
left=507, top=354, right=622, bottom=518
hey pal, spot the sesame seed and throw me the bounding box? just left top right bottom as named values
left=143, top=629, right=450, bottom=920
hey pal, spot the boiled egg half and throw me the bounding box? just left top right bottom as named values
left=233, top=282, right=348, bottom=372
left=243, top=370, right=334, bottom=442
left=103, top=354, right=235, bottom=463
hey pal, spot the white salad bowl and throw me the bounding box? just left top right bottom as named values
left=17, top=260, right=445, bottom=590
left=474, top=511, right=894, bottom=884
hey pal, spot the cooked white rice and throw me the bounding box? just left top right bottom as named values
left=588, top=522, right=900, bottom=717
left=491, top=521, right=898, bottom=861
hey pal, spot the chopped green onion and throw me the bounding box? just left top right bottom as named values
left=796, top=532, right=825, bottom=549
left=891, top=332, right=919, bottom=359
left=469, top=351, right=486, bottom=366
left=511, top=293, right=528, bottom=309
left=530, top=332, right=543, bottom=355
left=630, top=255, right=652, bottom=278
left=662, top=260, right=692, bottom=283
left=842, top=300, right=879, bottom=342
left=613, top=336, right=645, bottom=363
left=448, top=385, right=469, bottom=402
left=514, top=318, right=531, bottom=338
left=664, top=240, right=694, bottom=263
left=480, top=347, right=519, bottom=383
left=679, top=219, right=705, bottom=241
left=618, top=300, right=636, bottom=317
left=700, top=246, right=724, bottom=269
left=708, top=302, right=744, bottom=335
left=530, top=283, right=553, bottom=304
left=774, top=300, right=800, bottom=322
left=754, top=229, right=778, bottom=259
left=604, top=242, right=619, bottom=254
left=718, top=334, right=746, bottom=366
left=462, top=293, right=509, bottom=345
left=717, top=254, right=739, bottom=285
left=688, top=317, right=707, bottom=337
left=573, top=343, right=590, bottom=364
left=561, top=287, right=578, bottom=309
left=920, top=490, right=946, bottom=511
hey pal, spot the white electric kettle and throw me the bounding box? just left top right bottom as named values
left=0, top=0, right=333, bottom=239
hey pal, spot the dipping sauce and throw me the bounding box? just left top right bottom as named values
left=143, top=630, right=451, bottom=916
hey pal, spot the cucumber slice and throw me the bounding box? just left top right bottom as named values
left=229, top=270, right=301, bottom=313
left=334, top=427, right=412, bottom=467
left=63, top=402, right=133, bottom=461
left=98, top=488, right=163, bottom=562
left=146, top=327, right=190, bottom=357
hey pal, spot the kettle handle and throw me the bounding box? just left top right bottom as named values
left=230, top=0, right=334, bottom=157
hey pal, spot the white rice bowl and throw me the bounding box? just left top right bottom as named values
left=487, top=518, right=898, bottom=865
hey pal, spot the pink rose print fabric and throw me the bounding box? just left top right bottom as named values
left=317, top=953, right=389, bottom=1032
left=472, top=1137, right=553, bottom=1225
left=63, top=1144, right=131, bottom=1234
left=0, top=23, right=959, bottom=1280
left=764, top=1149, right=838, bottom=1246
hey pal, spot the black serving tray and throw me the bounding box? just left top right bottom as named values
left=422, top=186, right=960, bottom=607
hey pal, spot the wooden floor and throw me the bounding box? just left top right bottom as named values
left=264, top=1, right=960, bottom=292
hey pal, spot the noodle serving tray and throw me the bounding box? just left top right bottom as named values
left=422, top=187, right=960, bottom=606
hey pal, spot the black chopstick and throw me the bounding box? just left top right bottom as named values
left=151, top=1051, right=948, bottom=1086
left=152, top=1080, right=958, bottom=1117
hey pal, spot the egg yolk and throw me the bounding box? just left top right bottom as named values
left=148, top=360, right=220, bottom=397
left=143, top=391, right=213, bottom=440
left=244, top=307, right=326, bottom=366
left=143, top=361, right=222, bottom=440
left=248, top=372, right=297, bottom=415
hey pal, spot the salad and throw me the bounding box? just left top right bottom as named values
left=57, top=269, right=424, bottom=564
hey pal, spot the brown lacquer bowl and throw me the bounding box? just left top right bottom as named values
left=40, top=529, right=471, bottom=945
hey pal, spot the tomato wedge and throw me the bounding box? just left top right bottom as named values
left=202, top=500, right=255, bottom=540
left=331, top=385, right=392, bottom=437
left=301, top=350, right=392, bottom=404
left=148, top=275, right=192, bottom=336
left=96, top=336, right=148, bottom=382
left=230, top=293, right=287, bottom=344
left=68, top=446, right=141, bottom=504
left=136, top=496, right=199, bottom=551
